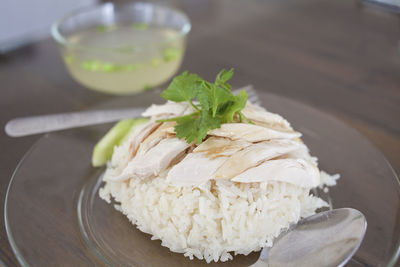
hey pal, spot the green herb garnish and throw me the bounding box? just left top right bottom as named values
left=159, top=68, right=250, bottom=144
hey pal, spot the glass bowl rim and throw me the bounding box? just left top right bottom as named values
left=50, top=1, right=191, bottom=52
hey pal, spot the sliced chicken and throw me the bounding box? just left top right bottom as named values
left=242, top=103, right=292, bottom=131
left=193, top=136, right=251, bottom=158
left=231, top=158, right=320, bottom=187
left=214, top=139, right=302, bottom=179
left=121, top=101, right=320, bottom=188
left=167, top=153, right=227, bottom=185
left=110, top=138, right=190, bottom=181
left=208, top=123, right=301, bottom=142
left=286, top=143, right=317, bottom=163
left=142, top=101, right=195, bottom=120
left=167, top=137, right=250, bottom=185
left=128, top=122, right=161, bottom=158
left=136, top=121, right=176, bottom=155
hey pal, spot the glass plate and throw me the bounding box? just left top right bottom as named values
left=5, top=92, right=400, bottom=266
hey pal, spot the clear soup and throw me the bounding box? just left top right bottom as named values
left=62, top=24, right=185, bottom=95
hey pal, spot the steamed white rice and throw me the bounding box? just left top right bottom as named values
left=99, top=131, right=339, bottom=263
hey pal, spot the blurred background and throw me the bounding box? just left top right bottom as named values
left=1, top=0, right=400, bottom=53
left=0, top=0, right=97, bottom=53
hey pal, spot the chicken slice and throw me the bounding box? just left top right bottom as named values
left=214, top=139, right=302, bottom=179
left=128, top=122, right=161, bottom=158
left=109, top=138, right=190, bottom=181
left=231, top=158, right=320, bottom=188
left=167, top=137, right=250, bottom=185
left=142, top=101, right=195, bottom=120
left=167, top=153, right=227, bottom=185
left=193, top=136, right=251, bottom=158
left=136, top=121, right=176, bottom=155
left=208, top=123, right=301, bottom=142
left=286, top=143, right=318, bottom=165
left=242, top=103, right=292, bottom=131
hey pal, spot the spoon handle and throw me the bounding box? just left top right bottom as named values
left=5, top=108, right=146, bottom=137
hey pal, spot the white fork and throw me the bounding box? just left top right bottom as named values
left=5, top=85, right=260, bottom=137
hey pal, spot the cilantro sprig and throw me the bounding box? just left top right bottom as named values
left=159, top=68, right=250, bottom=144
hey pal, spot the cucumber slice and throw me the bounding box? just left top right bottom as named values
left=92, top=118, right=149, bottom=167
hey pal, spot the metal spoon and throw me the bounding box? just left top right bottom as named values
left=250, top=208, right=367, bottom=267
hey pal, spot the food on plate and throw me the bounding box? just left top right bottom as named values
left=94, top=69, right=339, bottom=263
left=92, top=118, right=149, bottom=167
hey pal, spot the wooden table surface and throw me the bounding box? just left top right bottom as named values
left=0, top=0, right=399, bottom=266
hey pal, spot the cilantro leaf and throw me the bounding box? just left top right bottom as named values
left=174, top=111, right=221, bottom=144
left=215, top=68, right=234, bottom=90
left=160, top=71, right=202, bottom=102
left=220, top=90, right=248, bottom=122
left=159, top=68, right=251, bottom=144
left=197, top=81, right=233, bottom=117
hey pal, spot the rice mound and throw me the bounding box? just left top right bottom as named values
left=99, top=134, right=335, bottom=263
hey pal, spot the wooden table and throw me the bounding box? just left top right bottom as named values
left=0, top=0, right=399, bottom=265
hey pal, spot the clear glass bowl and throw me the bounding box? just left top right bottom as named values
left=5, top=91, right=400, bottom=266
left=51, top=2, right=191, bottom=95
